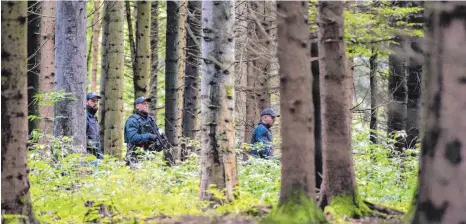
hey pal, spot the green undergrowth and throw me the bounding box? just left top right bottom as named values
left=28, top=124, right=418, bottom=223
left=352, top=124, right=419, bottom=213
left=28, top=151, right=281, bottom=223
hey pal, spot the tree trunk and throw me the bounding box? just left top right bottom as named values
left=101, top=1, right=124, bottom=157
left=125, top=0, right=136, bottom=83
left=54, top=1, right=87, bottom=153
left=311, top=33, right=323, bottom=191
left=249, top=1, right=272, bottom=111
left=318, top=1, right=369, bottom=218
left=27, top=1, right=40, bottom=134
left=369, top=51, right=378, bottom=144
left=276, top=0, right=317, bottom=208
left=387, top=37, right=407, bottom=152
left=406, top=3, right=423, bottom=149
left=199, top=0, right=238, bottom=202
left=134, top=1, right=151, bottom=98
left=183, top=0, right=201, bottom=139
left=235, top=1, right=249, bottom=154
left=164, top=0, right=187, bottom=165
left=244, top=59, right=260, bottom=143
left=1, top=2, right=38, bottom=222
left=149, top=1, right=159, bottom=117
left=39, top=1, right=56, bottom=143
left=412, top=2, right=466, bottom=223
left=90, top=0, right=102, bottom=93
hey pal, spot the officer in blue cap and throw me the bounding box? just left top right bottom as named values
left=124, top=96, right=169, bottom=165
left=250, top=108, right=280, bottom=159
left=86, top=92, right=103, bottom=160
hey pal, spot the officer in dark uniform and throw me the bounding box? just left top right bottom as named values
left=250, top=108, right=280, bottom=159
left=86, top=92, right=103, bottom=160
left=124, top=96, right=169, bottom=164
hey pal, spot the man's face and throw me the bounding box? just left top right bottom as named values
left=86, top=98, right=99, bottom=109
left=136, top=101, right=149, bottom=113
left=262, top=115, right=275, bottom=126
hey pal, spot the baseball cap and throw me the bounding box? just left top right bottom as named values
left=86, top=92, right=101, bottom=100
left=135, top=96, right=152, bottom=104
left=261, top=108, right=280, bottom=117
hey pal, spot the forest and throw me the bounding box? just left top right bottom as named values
left=1, top=0, right=466, bottom=224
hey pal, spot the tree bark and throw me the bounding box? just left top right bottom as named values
left=134, top=1, right=151, bottom=98
left=235, top=1, right=249, bottom=153
left=276, top=0, right=317, bottom=205
left=183, top=0, right=201, bottom=139
left=406, top=3, right=423, bottom=149
left=54, top=1, right=87, bottom=153
left=318, top=1, right=369, bottom=218
left=90, top=0, right=102, bottom=93
left=149, top=1, right=159, bottom=117
left=164, top=0, right=187, bottom=165
left=249, top=1, right=272, bottom=111
left=311, top=33, right=323, bottom=191
left=101, top=1, right=124, bottom=157
left=125, top=0, right=136, bottom=83
left=387, top=37, right=407, bottom=152
left=199, top=0, right=238, bottom=202
left=27, top=1, right=40, bottom=134
left=1, top=2, right=38, bottom=222
left=38, top=1, right=56, bottom=144
left=412, top=2, right=466, bottom=223
left=369, top=51, right=378, bottom=144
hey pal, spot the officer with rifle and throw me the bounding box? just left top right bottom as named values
left=124, top=96, right=169, bottom=165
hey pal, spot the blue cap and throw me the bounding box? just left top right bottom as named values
left=261, top=108, right=280, bottom=117
left=135, top=96, right=152, bottom=104
left=86, top=92, right=101, bottom=100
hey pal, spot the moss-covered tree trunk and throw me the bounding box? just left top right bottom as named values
left=134, top=1, right=151, bottom=98
left=182, top=0, right=201, bottom=139
left=101, top=1, right=124, bottom=157
left=412, top=2, right=466, bottom=223
left=90, top=0, right=102, bottom=93
left=54, top=1, right=87, bottom=153
left=27, top=1, right=40, bottom=134
left=318, top=1, right=369, bottom=218
left=265, top=2, right=324, bottom=223
left=1, top=2, right=38, bottom=222
left=311, top=32, right=323, bottom=191
left=164, top=0, right=187, bottom=165
left=39, top=1, right=56, bottom=144
left=149, top=1, right=159, bottom=117
left=369, top=51, right=378, bottom=144
left=199, top=0, right=238, bottom=202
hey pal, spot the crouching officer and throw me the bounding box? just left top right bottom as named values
left=124, top=96, right=169, bottom=165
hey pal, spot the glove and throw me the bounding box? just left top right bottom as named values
left=149, top=134, right=157, bottom=141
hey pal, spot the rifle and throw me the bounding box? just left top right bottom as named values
left=147, top=117, right=171, bottom=152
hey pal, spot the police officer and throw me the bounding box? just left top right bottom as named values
left=250, top=108, right=279, bottom=159
left=124, top=96, right=169, bottom=164
left=86, top=92, right=104, bottom=160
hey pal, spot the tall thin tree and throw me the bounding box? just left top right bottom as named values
left=54, top=1, right=87, bottom=153
left=1, top=2, right=38, bottom=222
left=199, top=0, right=238, bottom=201
left=27, top=1, right=40, bottom=134
left=412, top=2, right=466, bottom=223
left=38, top=1, right=56, bottom=143
left=134, top=1, right=151, bottom=98
left=90, top=0, right=102, bottom=93
left=311, top=32, right=323, bottom=191
left=182, top=0, right=201, bottom=140
left=101, top=1, right=125, bottom=157
left=318, top=1, right=369, bottom=218
left=369, top=50, right=378, bottom=144
left=165, top=0, right=187, bottom=164
left=149, top=1, right=159, bottom=116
